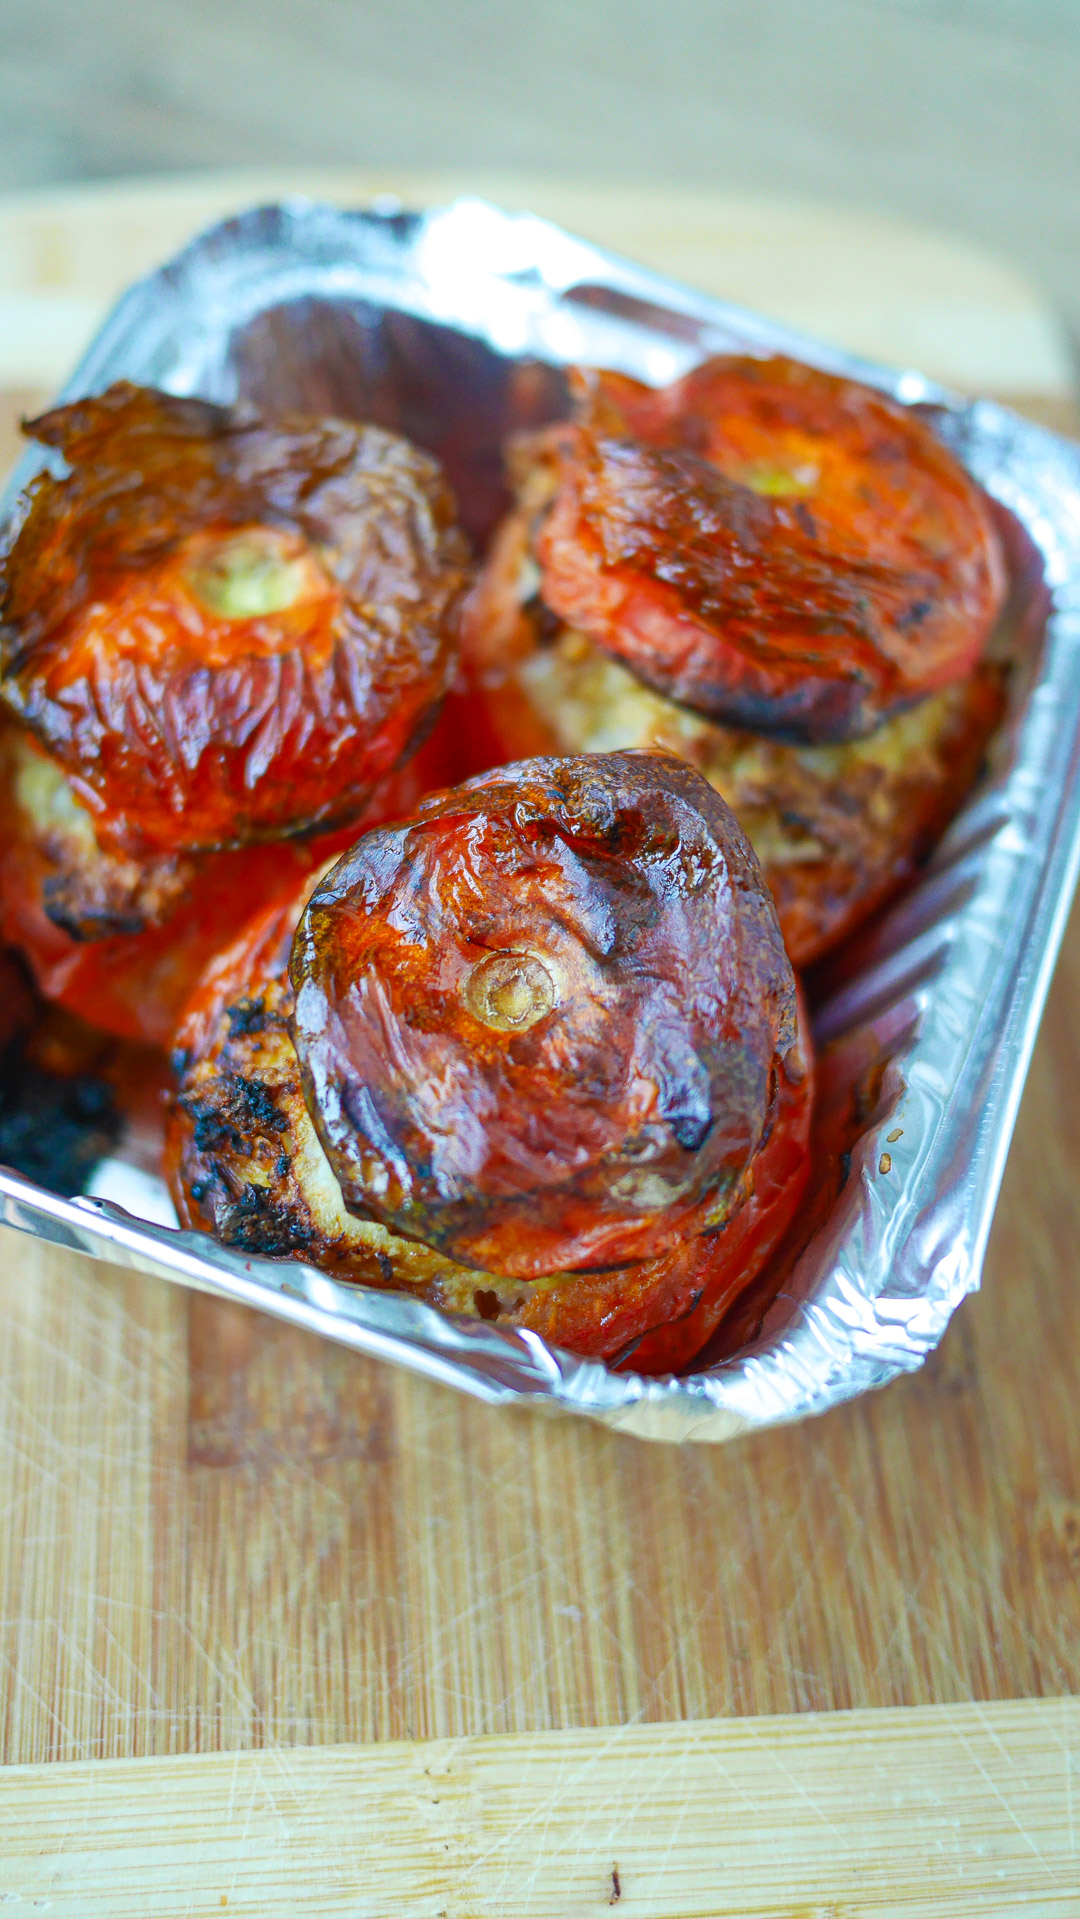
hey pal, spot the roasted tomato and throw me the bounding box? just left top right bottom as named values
left=460, top=425, right=1006, bottom=965
left=529, top=358, right=1004, bottom=741
left=290, top=751, right=796, bottom=1278
left=166, top=798, right=812, bottom=1373
left=0, top=718, right=457, bottom=1046
left=0, top=383, right=469, bottom=858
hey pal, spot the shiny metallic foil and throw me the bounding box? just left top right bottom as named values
left=2, top=198, right=1078, bottom=1443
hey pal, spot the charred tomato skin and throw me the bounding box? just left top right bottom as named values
left=167, top=857, right=813, bottom=1373
left=289, top=749, right=798, bottom=1280
left=534, top=358, right=1005, bottom=742
left=459, top=410, right=1006, bottom=967
left=0, top=383, right=469, bottom=857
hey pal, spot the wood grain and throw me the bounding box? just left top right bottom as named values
left=4, top=865, right=1080, bottom=1763
left=1, top=183, right=1079, bottom=1769
left=2, top=1700, right=1079, bottom=1915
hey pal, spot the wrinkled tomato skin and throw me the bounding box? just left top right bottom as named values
left=0, top=384, right=469, bottom=856
left=460, top=401, right=1006, bottom=966
left=291, top=750, right=798, bottom=1280
left=0, top=728, right=455, bottom=1048
left=167, top=860, right=813, bottom=1373
left=522, top=993, right=813, bottom=1371
left=534, top=359, right=1005, bottom=742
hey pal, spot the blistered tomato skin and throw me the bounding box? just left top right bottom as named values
left=289, top=749, right=797, bottom=1280
left=0, top=383, right=469, bottom=856
left=525, top=1001, right=813, bottom=1373
left=168, top=841, right=812, bottom=1372
left=535, top=359, right=1005, bottom=742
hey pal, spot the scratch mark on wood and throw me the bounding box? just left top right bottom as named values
left=960, top=1712, right=1064, bottom=1885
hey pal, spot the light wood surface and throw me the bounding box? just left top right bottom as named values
left=0, top=166, right=1072, bottom=395
left=5, top=0, right=1080, bottom=357
left=1, top=181, right=1079, bottom=1795
left=2, top=1700, right=1078, bottom=1915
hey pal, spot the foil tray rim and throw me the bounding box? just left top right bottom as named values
left=2, top=194, right=1079, bottom=1446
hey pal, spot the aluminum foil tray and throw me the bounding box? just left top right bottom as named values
left=2, top=196, right=1078, bottom=1444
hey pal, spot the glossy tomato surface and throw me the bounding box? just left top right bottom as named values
left=290, top=750, right=797, bottom=1279
left=0, top=384, right=469, bottom=856
left=534, top=358, right=1004, bottom=741
left=168, top=834, right=812, bottom=1373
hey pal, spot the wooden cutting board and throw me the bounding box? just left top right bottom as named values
left=1, top=172, right=1079, bottom=1911
left=2, top=1702, right=1079, bottom=1916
